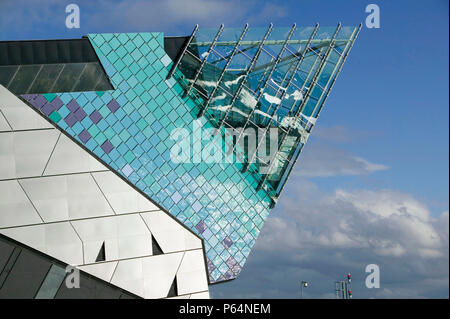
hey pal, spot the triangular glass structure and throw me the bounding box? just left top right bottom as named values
left=172, top=24, right=360, bottom=198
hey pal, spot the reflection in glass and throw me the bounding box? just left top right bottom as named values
left=173, top=25, right=361, bottom=199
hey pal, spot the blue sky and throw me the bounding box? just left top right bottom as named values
left=1, top=0, right=448, bottom=298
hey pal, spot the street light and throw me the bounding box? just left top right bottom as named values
left=300, top=281, right=308, bottom=299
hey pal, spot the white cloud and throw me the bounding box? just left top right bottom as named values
left=263, top=188, right=447, bottom=259
left=212, top=180, right=449, bottom=299
left=295, top=144, right=389, bottom=177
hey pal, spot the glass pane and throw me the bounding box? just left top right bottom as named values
left=75, top=63, right=104, bottom=92
left=0, top=65, right=18, bottom=88
left=7, top=65, right=41, bottom=94
left=29, top=64, right=64, bottom=93
left=174, top=25, right=355, bottom=198
left=54, top=63, right=85, bottom=92
left=35, top=264, right=66, bottom=299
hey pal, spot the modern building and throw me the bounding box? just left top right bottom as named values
left=0, top=24, right=360, bottom=298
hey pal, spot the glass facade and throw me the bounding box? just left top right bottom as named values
left=20, top=27, right=359, bottom=283
left=174, top=25, right=360, bottom=198
left=0, top=39, right=113, bottom=94
left=0, top=234, right=139, bottom=299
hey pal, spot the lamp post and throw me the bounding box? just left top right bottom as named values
left=300, top=281, right=308, bottom=299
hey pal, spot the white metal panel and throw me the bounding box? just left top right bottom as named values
left=141, top=211, right=202, bottom=253
left=0, top=222, right=84, bottom=265
left=19, top=174, right=114, bottom=222
left=82, top=239, right=105, bottom=264
left=141, top=253, right=184, bottom=299
left=78, top=261, right=118, bottom=282
left=0, top=133, right=16, bottom=179
left=0, top=180, right=42, bottom=228
left=43, top=134, right=107, bottom=176
left=109, top=258, right=144, bottom=297
left=176, top=249, right=208, bottom=295
left=0, top=130, right=59, bottom=179
left=71, top=214, right=153, bottom=263
left=0, top=112, right=11, bottom=132
left=0, top=85, right=53, bottom=130
left=92, top=171, right=159, bottom=214
left=111, top=252, right=183, bottom=299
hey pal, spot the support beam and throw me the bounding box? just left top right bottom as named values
left=166, top=24, right=199, bottom=79
left=210, top=41, right=257, bottom=66
left=255, top=23, right=342, bottom=191
left=310, top=23, right=362, bottom=121
left=214, top=23, right=274, bottom=128
left=194, top=38, right=350, bottom=47
left=238, top=24, right=320, bottom=173
left=276, top=24, right=361, bottom=197
left=196, top=24, right=249, bottom=118
left=183, top=24, right=224, bottom=98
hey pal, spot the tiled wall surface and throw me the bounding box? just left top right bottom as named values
left=21, top=33, right=272, bottom=283
left=0, top=85, right=209, bottom=298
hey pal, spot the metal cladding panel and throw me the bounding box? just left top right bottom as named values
left=0, top=86, right=209, bottom=298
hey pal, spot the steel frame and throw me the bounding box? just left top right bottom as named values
left=183, top=24, right=224, bottom=99
left=166, top=24, right=199, bottom=79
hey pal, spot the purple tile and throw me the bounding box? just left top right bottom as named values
left=51, top=97, right=64, bottom=110
left=64, top=113, right=77, bottom=128
left=222, top=236, right=233, bottom=249
left=207, top=259, right=216, bottom=272
left=224, top=270, right=234, bottom=280
left=89, top=110, right=102, bottom=124
left=21, top=94, right=37, bottom=101
left=78, top=129, right=91, bottom=144
left=41, top=102, right=55, bottom=116
left=67, top=99, right=80, bottom=112
left=101, top=140, right=114, bottom=154
left=107, top=99, right=120, bottom=113
left=30, top=95, right=47, bottom=109
left=195, top=220, right=207, bottom=234
left=74, top=107, right=87, bottom=121
left=226, top=256, right=238, bottom=268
